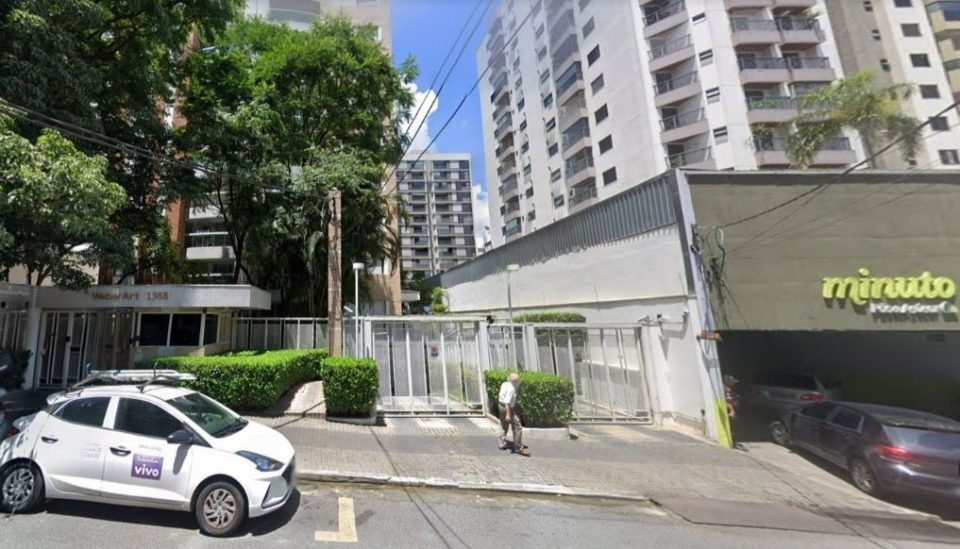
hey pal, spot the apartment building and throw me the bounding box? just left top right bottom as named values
left=826, top=0, right=960, bottom=169
left=397, top=153, right=477, bottom=277
left=478, top=0, right=960, bottom=247
left=923, top=1, right=960, bottom=103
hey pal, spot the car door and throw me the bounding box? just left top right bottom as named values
left=99, top=397, right=195, bottom=508
left=818, top=407, right=865, bottom=468
left=790, top=403, right=836, bottom=453
left=32, top=397, right=111, bottom=498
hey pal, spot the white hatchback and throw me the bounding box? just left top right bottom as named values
left=0, top=381, right=295, bottom=536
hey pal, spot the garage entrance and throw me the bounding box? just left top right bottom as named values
left=718, top=330, right=960, bottom=424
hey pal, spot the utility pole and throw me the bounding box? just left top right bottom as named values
left=327, top=189, right=343, bottom=357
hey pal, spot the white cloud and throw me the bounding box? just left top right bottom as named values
left=472, top=183, right=491, bottom=249
left=404, top=82, right=438, bottom=152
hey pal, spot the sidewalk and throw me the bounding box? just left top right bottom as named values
left=251, top=414, right=925, bottom=516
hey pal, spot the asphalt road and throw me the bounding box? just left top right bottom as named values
left=0, top=482, right=950, bottom=549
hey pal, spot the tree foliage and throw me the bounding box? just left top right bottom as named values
left=0, top=118, right=126, bottom=288
left=178, top=16, right=416, bottom=313
left=0, top=0, right=240, bottom=283
left=785, top=70, right=919, bottom=168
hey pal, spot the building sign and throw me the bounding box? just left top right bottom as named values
left=822, top=268, right=959, bottom=316
left=90, top=290, right=169, bottom=302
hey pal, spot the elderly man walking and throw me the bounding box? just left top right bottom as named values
left=498, top=373, right=530, bottom=456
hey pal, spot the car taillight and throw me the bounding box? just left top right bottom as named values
left=875, top=445, right=912, bottom=461
left=799, top=393, right=825, bottom=402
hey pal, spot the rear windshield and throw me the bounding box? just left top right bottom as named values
left=885, top=425, right=960, bottom=449
left=878, top=414, right=960, bottom=434
left=753, top=372, right=816, bottom=389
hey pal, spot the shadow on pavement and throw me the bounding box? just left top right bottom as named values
left=38, top=489, right=302, bottom=537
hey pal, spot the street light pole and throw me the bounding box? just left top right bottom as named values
left=352, top=262, right=364, bottom=357
left=506, top=264, right=519, bottom=369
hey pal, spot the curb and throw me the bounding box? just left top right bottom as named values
left=297, top=469, right=652, bottom=503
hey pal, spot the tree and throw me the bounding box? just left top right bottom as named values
left=0, top=0, right=240, bottom=281
left=0, top=118, right=126, bottom=288
left=784, top=70, right=919, bottom=168
left=177, top=16, right=416, bottom=313
left=429, top=287, right=448, bottom=315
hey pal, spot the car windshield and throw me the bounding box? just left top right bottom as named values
left=166, top=392, right=248, bottom=438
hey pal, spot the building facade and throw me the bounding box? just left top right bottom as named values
left=923, top=1, right=960, bottom=104
left=477, top=0, right=960, bottom=247
left=826, top=0, right=960, bottom=168
left=397, top=153, right=477, bottom=277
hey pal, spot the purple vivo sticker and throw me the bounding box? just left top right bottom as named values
left=131, top=454, right=164, bottom=481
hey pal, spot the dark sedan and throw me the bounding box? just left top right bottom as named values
left=780, top=402, right=960, bottom=500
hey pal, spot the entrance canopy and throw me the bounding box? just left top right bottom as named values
left=35, top=284, right=271, bottom=311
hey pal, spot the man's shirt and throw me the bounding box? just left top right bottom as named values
left=499, top=381, right=516, bottom=408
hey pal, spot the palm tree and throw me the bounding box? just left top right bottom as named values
left=785, top=70, right=919, bottom=168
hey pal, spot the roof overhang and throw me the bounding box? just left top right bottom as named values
left=35, top=285, right=272, bottom=310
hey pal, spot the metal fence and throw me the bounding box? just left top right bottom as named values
left=231, top=315, right=652, bottom=422
left=0, top=311, right=26, bottom=350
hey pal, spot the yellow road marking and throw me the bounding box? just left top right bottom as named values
left=315, top=497, right=358, bottom=543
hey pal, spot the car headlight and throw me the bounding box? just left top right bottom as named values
left=237, top=451, right=283, bottom=472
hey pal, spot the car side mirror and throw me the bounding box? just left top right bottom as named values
left=167, top=429, right=194, bottom=445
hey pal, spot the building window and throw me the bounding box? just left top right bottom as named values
left=948, top=8, right=960, bottom=21
left=595, top=104, right=608, bottom=123
left=699, top=49, right=714, bottom=65
left=602, top=167, right=617, bottom=185
left=587, top=45, right=600, bottom=66
left=138, top=313, right=219, bottom=347
left=521, top=141, right=530, bottom=153
left=519, top=119, right=527, bottom=131
left=517, top=97, right=525, bottom=110
left=692, top=13, right=706, bottom=23
left=543, top=94, right=554, bottom=108
left=598, top=135, right=613, bottom=154
left=910, top=53, right=931, bottom=67
left=953, top=37, right=960, bottom=50
left=590, top=74, right=604, bottom=94
left=535, top=24, right=544, bottom=38
left=901, top=24, right=921, bottom=37
left=545, top=117, right=556, bottom=131
left=713, top=126, right=729, bottom=144
left=880, top=58, right=891, bottom=71
left=139, top=314, right=170, bottom=346
left=583, top=17, right=595, bottom=38
left=940, top=150, right=960, bottom=165
left=893, top=0, right=911, bottom=6
left=863, top=0, right=872, bottom=11
left=550, top=169, right=562, bottom=182
left=871, top=29, right=881, bottom=40
left=930, top=116, right=949, bottom=131
left=705, top=87, right=721, bottom=102
left=920, top=84, right=940, bottom=98
left=548, top=143, right=559, bottom=156
left=579, top=0, right=591, bottom=11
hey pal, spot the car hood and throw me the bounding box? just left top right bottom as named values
left=207, top=420, right=295, bottom=464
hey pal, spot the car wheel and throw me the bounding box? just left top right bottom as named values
left=850, top=458, right=882, bottom=497
left=0, top=462, right=44, bottom=513
left=195, top=481, right=246, bottom=537
left=769, top=420, right=790, bottom=446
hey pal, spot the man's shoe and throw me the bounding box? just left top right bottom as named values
left=516, top=447, right=531, bottom=457
left=498, top=444, right=508, bottom=450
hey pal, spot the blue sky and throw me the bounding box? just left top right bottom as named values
left=392, top=0, right=492, bottom=237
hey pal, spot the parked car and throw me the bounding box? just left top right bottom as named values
left=740, top=371, right=841, bottom=428
left=0, top=371, right=296, bottom=536
left=777, top=401, right=960, bottom=500
left=0, top=389, right=51, bottom=440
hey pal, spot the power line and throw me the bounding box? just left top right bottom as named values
left=725, top=119, right=960, bottom=255
left=718, top=96, right=960, bottom=230
left=398, top=0, right=488, bottom=154
left=381, top=2, right=536, bottom=195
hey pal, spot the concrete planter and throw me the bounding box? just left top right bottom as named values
left=326, top=408, right=378, bottom=426
left=484, top=413, right=573, bottom=441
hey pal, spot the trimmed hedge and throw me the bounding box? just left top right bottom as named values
left=322, top=357, right=379, bottom=417
left=484, top=370, right=575, bottom=428
left=149, top=349, right=327, bottom=411
left=513, top=312, right=586, bottom=323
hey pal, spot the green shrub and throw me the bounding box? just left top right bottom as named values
left=0, top=349, right=30, bottom=390
left=513, top=312, right=586, bottom=323
left=484, top=370, right=574, bottom=428
left=321, top=357, right=379, bottom=417
left=148, top=349, right=327, bottom=411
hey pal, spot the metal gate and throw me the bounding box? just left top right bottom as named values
left=362, top=317, right=487, bottom=415
left=35, top=310, right=135, bottom=388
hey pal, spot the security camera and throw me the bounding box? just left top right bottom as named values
left=637, top=314, right=650, bottom=323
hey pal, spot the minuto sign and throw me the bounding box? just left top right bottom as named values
left=822, top=268, right=959, bottom=315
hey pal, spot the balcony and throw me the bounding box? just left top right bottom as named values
left=562, top=125, right=591, bottom=156
left=653, top=71, right=701, bottom=107
left=498, top=162, right=518, bottom=180
left=754, top=136, right=854, bottom=166
left=500, top=179, right=520, bottom=200
left=555, top=64, right=584, bottom=105
left=777, top=18, right=824, bottom=46
left=730, top=19, right=780, bottom=47
left=558, top=97, right=588, bottom=130
left=496, top=141, right=516, bottom=161
left=649, top=34, right=694, bottom=72
left=565, top=150, right=595, bottom=184
left=666, top=146, right=715, bottom=169
left=786, top=56, right=834, bottom=81
left=745, top=96, right=798, bottom=123
left=504, top=218, right=522, bottom=238
left=773, top=0, right=816, bottom=8
left=494, top=113, right=514, bottom=139
left=568, top=184, right=598, bottom=211
left=643, top=1, right=687, bottom=39
left=738, top=57, right=790, bottom=85
left=552, top=34, right=580, bottom=74
left=660, top=108, right=708, bottom=142
left=188, top=204, right=221, bottom=221
left=725, top=0, right=772, bottom=7
left=185, top=232, right=235, bottom=261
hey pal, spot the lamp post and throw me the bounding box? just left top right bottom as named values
left=352, top=262, right=365, bottom=356
left=506, top=264, right=519, bottom=368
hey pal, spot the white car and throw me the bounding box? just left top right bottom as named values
left=0, top=377, right=295, bottom=536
